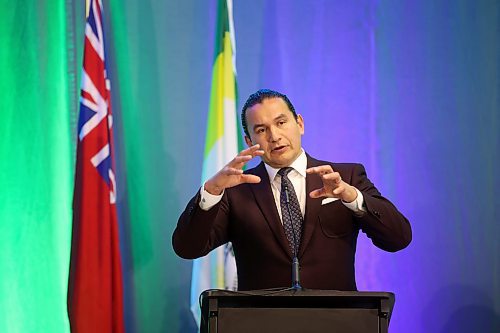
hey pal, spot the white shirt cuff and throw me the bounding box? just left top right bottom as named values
left=342, top=187, right=366, bottom=214
left=199, top=184, right=224, bottom=211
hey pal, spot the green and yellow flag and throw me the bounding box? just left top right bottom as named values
left=190, top=0, right=242, bottom=327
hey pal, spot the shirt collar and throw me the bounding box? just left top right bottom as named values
left=264, top=149, right=307, bottom=182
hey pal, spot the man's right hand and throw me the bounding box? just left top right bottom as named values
left=204, top=144, right=264, bottom=195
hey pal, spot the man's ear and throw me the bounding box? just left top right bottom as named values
left=297, top=114, right=305, bottom=135
left=244, top=135, right=253, bottom=147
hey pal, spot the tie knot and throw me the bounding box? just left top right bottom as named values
left=278, top=167, right=294, bottom=177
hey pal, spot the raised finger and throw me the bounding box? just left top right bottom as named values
left=240, top=174, right=262, bottom=184
left=223, top=167, right=244, bottom=176
left=306, top=165, right=334, bottom=175
left=231, top=155, right=253, bottom=166
left=230, top=152, right=259, bottom=168
left=230, top=146, right=264, bottom=168
left=309, top=188, right=327, bottom=198
left=239, top=144, right=262, bottom=157
left=322, top=172, right=342, bottom=184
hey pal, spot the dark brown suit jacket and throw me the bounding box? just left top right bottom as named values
left=173, top=155, right=411, bottom=291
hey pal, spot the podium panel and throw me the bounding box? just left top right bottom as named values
left=201, top=289, right=395, bottom=333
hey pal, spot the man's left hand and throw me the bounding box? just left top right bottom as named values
left=306, top=165, right=358, bottom=203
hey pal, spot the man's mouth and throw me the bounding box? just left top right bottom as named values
left=272, top=145, right=287, bottom=152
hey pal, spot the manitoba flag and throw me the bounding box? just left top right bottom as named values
left=67, top=0, right=125, bottom=332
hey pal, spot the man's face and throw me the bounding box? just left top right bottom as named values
left=244, top=97, right=304, bottom=168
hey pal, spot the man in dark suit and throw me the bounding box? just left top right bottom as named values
left=173, top=89, right=411, bottom=291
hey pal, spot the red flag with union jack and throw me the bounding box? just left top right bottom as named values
left=68, top=0, right=125, bottom=332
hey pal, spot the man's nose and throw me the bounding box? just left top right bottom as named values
left=268, top=126, right=281, bottom=142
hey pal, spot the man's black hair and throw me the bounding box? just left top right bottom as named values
left=241, top=89, right=298, bottom=138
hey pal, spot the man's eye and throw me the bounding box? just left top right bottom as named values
left=256, top=128, right=265, bottom=134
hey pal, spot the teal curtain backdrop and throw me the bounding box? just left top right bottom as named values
left=0, top=0, right=498, bottom=332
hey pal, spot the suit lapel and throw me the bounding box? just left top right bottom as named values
left=249, top=162, right=292, bottom=259
left=299, top=156, right=323, bottom=258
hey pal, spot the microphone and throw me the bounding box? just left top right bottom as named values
left=283, top=184, right=302, bottom=290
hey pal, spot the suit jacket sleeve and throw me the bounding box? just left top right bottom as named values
left=348, top=163, right=412, bottom=252
left=172, top=190, right=230, bottom=259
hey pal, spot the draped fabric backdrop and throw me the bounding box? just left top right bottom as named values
left=0, top=1, right=498, bottom=332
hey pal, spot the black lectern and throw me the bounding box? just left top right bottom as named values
left=200, top=289, right=395, bottom=333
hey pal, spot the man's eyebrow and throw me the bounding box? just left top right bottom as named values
left=274, top=113, right=288, bottom=121
left=252, top=113, right=289, bottom=131
left=252, top=123, right=265, bottom=131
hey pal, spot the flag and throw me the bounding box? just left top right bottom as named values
left=67, top=0, right=125, bottom=332
left=190, top=0, right=242, bottom=327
